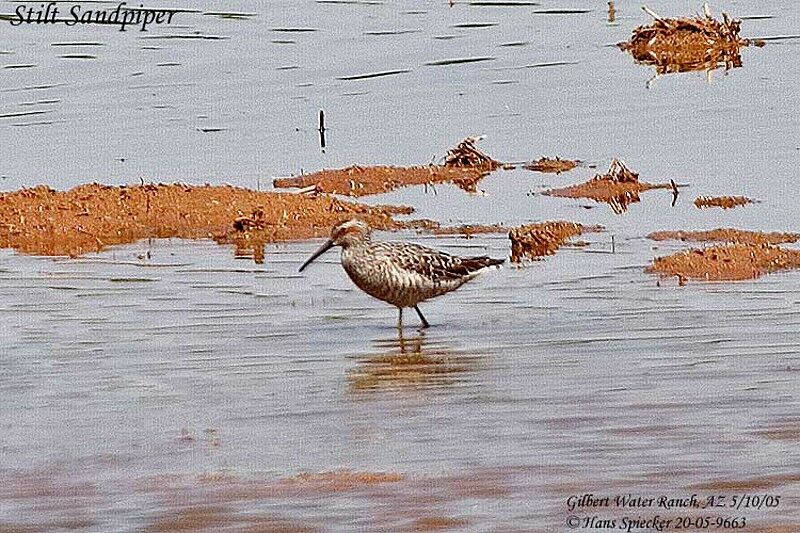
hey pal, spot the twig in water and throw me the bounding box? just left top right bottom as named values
left=318, top=109, right=326, bottom=150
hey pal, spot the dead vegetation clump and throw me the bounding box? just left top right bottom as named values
left=647, top=244, right=800, bottom=282
left=442, top=135, right=502, bottom=170
left=509, top=221, right=602, bottom=262
left=618, top=4, right=762, bottom=75
left=694, top=195, right=754, bottom=209
left=273, top=136, right=502, bottom=197
left=543, top=159, right=673, bottom=214
left=524, top=157, right=579, bottom=174
left=0, top=183, right=408, bottom=259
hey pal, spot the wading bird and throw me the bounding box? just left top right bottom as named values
left=299, top=219, right=504, bottom=328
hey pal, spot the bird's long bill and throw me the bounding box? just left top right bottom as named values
left=299, top=239, right=334, bottom=272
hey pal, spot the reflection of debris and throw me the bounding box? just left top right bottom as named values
left=509, top=221, right=603, bottom=262
left=542, top=159, right=672, bottom=214
left=648, top=228, right=799, bottom=245
left=648, top=243, right=800, bottom=282
left=274, top=137, right=501, bottom=197
left=618, top=4, right=763, bottom=77
left=524, top=157, right=578, bottom=174
left=694, top=195, right=754, bottom=209
left=0, top=184, right=406, bottom=258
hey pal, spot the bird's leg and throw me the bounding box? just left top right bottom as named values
left=397, top=307, right=403, bottom=330
left=414, top=305, right=430, bottom=329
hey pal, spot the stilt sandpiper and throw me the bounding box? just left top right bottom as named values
left=299, top=219, right=504, bottom=328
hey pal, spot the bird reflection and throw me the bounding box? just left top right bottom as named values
left=348, top=331, right=483, bottom=392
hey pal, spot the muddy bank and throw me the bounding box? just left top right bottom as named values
left=618, top=5, right=762, bottom=75
left=509, top=221, right=602, bottom=262
left=543, top=159, right=673, bottom=214
left=648, top=244, right=800, bottom=282
left=648, top=229, right=799, bottom=246
left=648, top=228, right=800, bottom=282
left=0, top=184, right=407, bottom=258
left=523, top=157, right=578, bottom=174
left=429, top=224, right=508, bottom=237
left=273, top=165, right=492, bottom=197
left=274, top=137, right=503, bottom=197
left=694, top=196, right=754, bottom=209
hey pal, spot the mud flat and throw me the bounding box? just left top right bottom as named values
left=694, top=195, right=754, bottom=209
left=273, top=165, right=493, bottom=197
left=647, top=229, right=800, bottom=282
left=273, top=137, right=504, bottom=196
left=428, top=224, right=508, bottom=237
left=618, top=5, right=763, bottom=75
left=543, top=159, right=673, bottom=214
left=648, top=229, right=799, bottom=245
left=648, top=244, right=800, bottom=282
left=0, top=184, right=407, bottom=258
left=509, top=221, right=602, bottom=262
left=523, top=157, right=578, bottom=174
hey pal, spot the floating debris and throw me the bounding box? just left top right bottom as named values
left=523, top=157, right=578, bottom=174
left=543, top=159, right=672, bottom=214
left=0, top=184, right=408, bottom=258
left=509, top=221, right=602, bottom=262
left=694, top=195, right=754, bottom=209
left=618, top=4, right=763, bottom=76
left=647, top=244, right=800, bottom=282
left=443, top=136, right=501, bottom=169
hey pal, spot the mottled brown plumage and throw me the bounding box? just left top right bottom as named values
left=299, top=220, right=504, bottom=328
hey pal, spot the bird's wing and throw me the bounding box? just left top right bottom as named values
left=375, top=242, right=502, bottom=282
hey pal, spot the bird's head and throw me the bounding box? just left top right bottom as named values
left=299, top=219, right=371, bottom=272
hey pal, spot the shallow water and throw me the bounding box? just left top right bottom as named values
left=1, top=0, right=800, bottom=531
